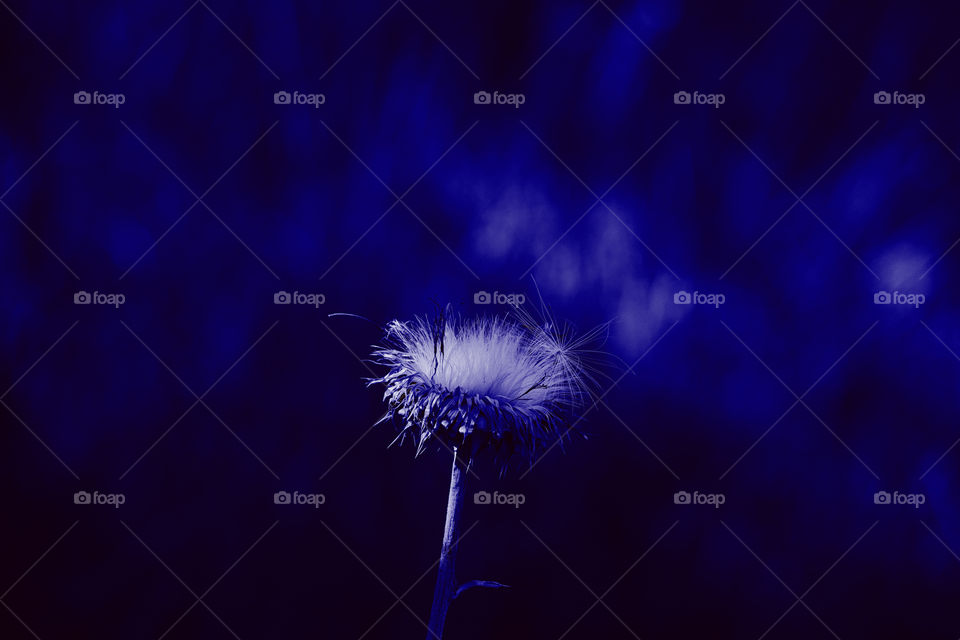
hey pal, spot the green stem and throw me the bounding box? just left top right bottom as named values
left=426, top=448, right=469, bottom=639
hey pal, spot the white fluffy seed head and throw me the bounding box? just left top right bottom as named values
left=383, top=313, right=584, bottom=412
left=370, top=307, right=600, bottom=463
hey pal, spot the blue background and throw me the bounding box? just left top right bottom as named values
left=2, top=0, right=960, bottom=638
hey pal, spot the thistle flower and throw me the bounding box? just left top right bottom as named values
left=370, top=306, right=593, bottom=464
left=367, top=304, right=601, bottom=639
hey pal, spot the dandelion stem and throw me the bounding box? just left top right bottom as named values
left=426, top=447, right=469, bottom=639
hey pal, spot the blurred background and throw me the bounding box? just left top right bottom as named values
left=2, top=0, right=960, bottom=637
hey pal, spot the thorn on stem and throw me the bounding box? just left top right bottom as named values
left=453, top=579, right=511, bottom=599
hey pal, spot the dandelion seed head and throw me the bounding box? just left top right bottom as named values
left=370, top=307, right=596, bottom=463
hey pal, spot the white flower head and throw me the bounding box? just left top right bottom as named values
left=370, top=305, right=600, bottom=463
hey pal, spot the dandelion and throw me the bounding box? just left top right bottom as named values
left=369, top=304, right=600, bottom=638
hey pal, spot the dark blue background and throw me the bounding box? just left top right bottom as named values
left=2, top=1, right=960, bottom=638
